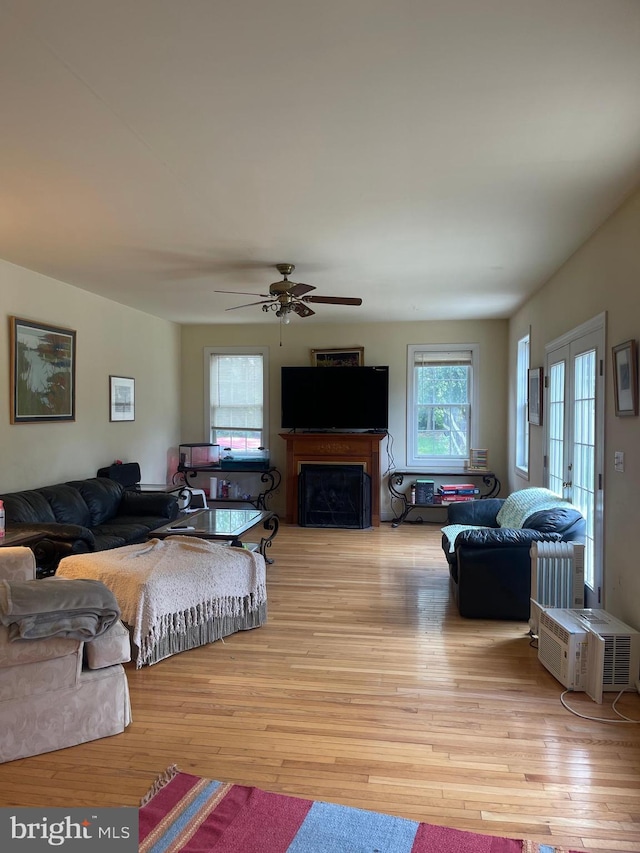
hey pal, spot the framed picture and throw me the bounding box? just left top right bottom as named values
left=109, top=375, right=135, bottom=422
left=310, top=346, right=364, bottom=367
left=9, top=317, right=76, bottom=423
left=528, top=367, right=543, bottom=426
left=612, top=339, right=638, bottom=417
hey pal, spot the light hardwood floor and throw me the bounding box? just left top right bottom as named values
left=2, top=523, right=640, bottom=852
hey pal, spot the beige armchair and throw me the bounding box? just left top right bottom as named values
left=0, top=547, right=131, bottom=763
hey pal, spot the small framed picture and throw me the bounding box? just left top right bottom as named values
left=310, top=347, right=364, bottom=367
left=109, top=375, right=135, bottom=422
left=528, top=367, right=543, bottom=426
left=612, top=340, right=638, bottom=417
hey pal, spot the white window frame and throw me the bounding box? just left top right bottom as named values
left=203, top=347, right=269, bottom=449
left=406, top=343, right=479, bottom=471
left=515, top=331, right=530, bottom=479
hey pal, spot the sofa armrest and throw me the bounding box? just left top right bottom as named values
left=455, top=528, right=563, bottom=549
left=5, top=524, right=95, bottom=572
left=7, top=522, right=95, bottom=547
left=0, top=547, right=36, bottom=582
left=523, top=508, right=586, bottom=542
left=118, top=490, right=179, bottom=520
left=446, top=498, right=503, bottom=527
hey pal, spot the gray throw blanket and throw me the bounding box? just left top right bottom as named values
left=0, top=578, right=120, bottom=641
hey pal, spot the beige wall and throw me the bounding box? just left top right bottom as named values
left=0, top=260, right=181, bottom=492
left=180, top=318, right=508, bottom=520
left=508, top=188, right=640, bottom=628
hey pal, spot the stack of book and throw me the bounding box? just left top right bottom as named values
left=437, top=484, right=480, bottom=503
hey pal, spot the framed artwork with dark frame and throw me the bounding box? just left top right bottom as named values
left=9, top=316, right=76, bottom=423
left=109, top=375, right=135, bottom=422
left=528, top=367, right=543, bottom=426
left=310, top=346, right=364, bottom=367
left=612, top=339, right=638, bottom=417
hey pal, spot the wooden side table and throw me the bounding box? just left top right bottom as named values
left=0, top=530, right=57, bottom=577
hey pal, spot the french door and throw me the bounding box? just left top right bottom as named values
left=545, top=315, right=605, bottom=608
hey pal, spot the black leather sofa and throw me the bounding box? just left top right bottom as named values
left=0, top=477, right=179, bottom=572
left=441, top=490, right=586, bottom=620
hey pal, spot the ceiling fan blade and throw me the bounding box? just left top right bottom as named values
left=304, top=295, right=363, bottom=306
left=289, top=282, right=316, bottom=297
left=225, top=299, right=273, bottom=311
left=215, top=290, right=270, bottom=297
left=293, top=302, right=315, bottom=318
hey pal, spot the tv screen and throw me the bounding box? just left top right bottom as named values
left=281, top=366, right=389, bottom=431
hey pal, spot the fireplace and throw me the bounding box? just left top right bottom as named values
left=279, top=432, right=385, bottom=526
left=298, top=464, right=371, bottom=528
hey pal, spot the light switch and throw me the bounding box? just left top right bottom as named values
left=614, top=451, right=624, bottom=473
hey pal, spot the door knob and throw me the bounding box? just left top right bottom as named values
left=563, top=481, right=572, bottom=488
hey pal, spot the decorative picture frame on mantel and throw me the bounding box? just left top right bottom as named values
left=109, top=375, right=135, bottom=422
left=612, top=339, right=638, bottom=417
left=528, top=367, right=543, bottom=426
left=310, top=346, right=364, bottom=367
left=9, top=316, right=76, bottom=423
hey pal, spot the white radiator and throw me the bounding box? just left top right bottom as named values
left=529, top=541, right=585, bottom=635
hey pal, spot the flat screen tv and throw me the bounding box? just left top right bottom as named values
left=281, top=366, right=389, bottom=431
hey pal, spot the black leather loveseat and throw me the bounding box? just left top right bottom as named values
left=0, top=477, right=178, bottom=572
left=441, top=488, right=585, bottom=620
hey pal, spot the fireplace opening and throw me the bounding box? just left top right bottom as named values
left=298, top=464, right=371, bottom=529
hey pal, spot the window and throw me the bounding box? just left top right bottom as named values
left=515, top=332, right=530, bottom=477
left=204, top=348, right=269, bottom=452
left=406, top=344, right=479, bottom=469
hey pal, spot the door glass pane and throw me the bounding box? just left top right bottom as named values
left=572, top=350, right=596, bottom=589
left=516, top=335, right=530, bottom=472
left=548, top=361, right=565, bottom=497
left=546, top=323, right=603, bottom=610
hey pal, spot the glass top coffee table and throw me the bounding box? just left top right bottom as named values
left=153, top=507, right=278, bottom=562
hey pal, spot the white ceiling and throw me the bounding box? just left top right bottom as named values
left=1, top=0, right=639, bottom=325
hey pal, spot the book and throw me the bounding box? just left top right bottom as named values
left=438, top=484, right=480, bottom=496
left=441, top=495, right=476, bottom=503
left=414, top=480, right=435, bottom=504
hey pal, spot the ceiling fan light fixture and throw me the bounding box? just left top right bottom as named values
left=275, top=263, right=295, bottom=278
left=220, top=262, right=362, bottom=324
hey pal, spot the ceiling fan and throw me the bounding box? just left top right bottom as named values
left=215, top=263, right=362, bottom=321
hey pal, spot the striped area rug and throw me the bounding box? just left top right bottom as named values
left=139, top=766, right=581, bottom=853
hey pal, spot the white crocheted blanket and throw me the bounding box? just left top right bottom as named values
left=57, top=537, right=266, bottom=666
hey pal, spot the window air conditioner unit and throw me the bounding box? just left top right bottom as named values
left=529, top=541, right=585, bottom=636
left=537, top=608, right=640, bottom=704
